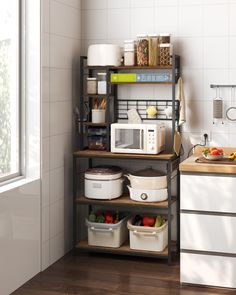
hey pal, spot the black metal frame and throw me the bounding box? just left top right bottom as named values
left=73, top=153, right=180, bottom=264
left=73, top=55, right=181, bottom=264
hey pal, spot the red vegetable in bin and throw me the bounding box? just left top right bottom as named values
left=142, top=216, right=155, bottom=227
left=105, top=211, right=114, bottom=224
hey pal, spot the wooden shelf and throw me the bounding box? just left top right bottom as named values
left=82, top=122, right=110, bottom=127
left=111, top=65, right=173, bottom=70
left=76, top=240, right=177, bottom=258
left=110, top=82, right=175, bottom=85
left=73, top=149, right=177, bottom=161
left=83, top=94, right=114, bottom=98
left=76, top=195, right=176, bottom=209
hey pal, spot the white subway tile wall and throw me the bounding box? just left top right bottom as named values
left=41, top=0, right=81, bottom=270
left=40, top=0, right=236, bottom=271
left=81, top=0, right=236, bottom=153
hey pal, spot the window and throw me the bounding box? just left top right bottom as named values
left=0, top=1, right=20, bottom=182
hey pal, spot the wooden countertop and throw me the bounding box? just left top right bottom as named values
left=180, top=147, right=236, bottom=175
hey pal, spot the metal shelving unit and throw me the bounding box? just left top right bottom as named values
left=74, top=56, right=181, bottom=264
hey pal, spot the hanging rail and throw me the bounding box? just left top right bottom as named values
left=210, top=84, right=236, bottom=88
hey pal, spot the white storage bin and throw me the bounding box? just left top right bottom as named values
left=127, top=218, right=168, bottom=252
left=86, top=216, right=129, bottom=248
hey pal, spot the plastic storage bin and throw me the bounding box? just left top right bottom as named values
left=127, top=218, right=168, bottom=251
left=86, top=216, right=129, bottom=248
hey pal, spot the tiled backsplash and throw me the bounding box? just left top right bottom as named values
left=81, top=0, right=236, bottom=152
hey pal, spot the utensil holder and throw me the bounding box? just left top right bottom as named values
left=92, top=109, right=105, bottom=123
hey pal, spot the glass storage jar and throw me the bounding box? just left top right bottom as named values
left=88, top=136, right=106, bottom=151
left=148, top=34, right=158, bottom=66
left=136, top=34, right=149, bottom=66
left=97, top=73, right=107, bottom=94
left=124, top=49, right=135, bottom=66
left=86, top=77, right=97, bottom=94
left=159, top=33, right=171, bottom=44
left=159, top=44, right=173, bottom=66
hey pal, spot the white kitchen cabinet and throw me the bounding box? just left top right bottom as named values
left=181, top=174, right=236, bottom=213
left=181, top=213, right=236, bottom=253
left=181, top=253, right=236, bottom=289
left=180, top=172, right=236, bottom=289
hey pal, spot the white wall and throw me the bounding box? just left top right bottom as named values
left=81, top=0, right=236, bottom=153
left=41, top=0, right=81, bottom=270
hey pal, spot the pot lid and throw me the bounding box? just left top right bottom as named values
left=85, top=165, right=122, bottom=175
left=131, top=167, right=165, bottom=177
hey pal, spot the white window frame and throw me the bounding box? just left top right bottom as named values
left=0, top=0, right=25, bottom=185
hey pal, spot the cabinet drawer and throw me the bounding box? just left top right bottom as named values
left=181, top=252, right=236, bottom=288
left=181, top=213, right=236, bottom=253
left=181, top=174, right=236, bottom=213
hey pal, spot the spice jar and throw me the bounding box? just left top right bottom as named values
left=124, top=49, right=135, bottom=66
left=97, top=73, right=107, bottom=94
left=159, top=44, right=173, bottom=66
left=148, top=34, right=158, bottom=66
left=86, top=77, right=97, bottom=94
left=136, top=35, right=149, bottom=66
left=159, top=33, right=171, bottom=44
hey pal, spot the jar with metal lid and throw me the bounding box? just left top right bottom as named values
left=124, top=49, right=135, bottom=66
left=86, top=77, right=97, bottom=94
left=97, top=73, right=107, bottom=94
left=148, top=34, right=159, bottom=66
left=159, top=33, right=171, bottom=44
left=136, top=34, right=149, bottom=66
left=159, top=43, right=173, bottom=66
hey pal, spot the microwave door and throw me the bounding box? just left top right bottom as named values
left=114, top=128, right=144, bottom=153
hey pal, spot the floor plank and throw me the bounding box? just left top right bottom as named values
left=13, top=252, right=236, bottom=295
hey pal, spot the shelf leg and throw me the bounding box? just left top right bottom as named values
left=167, top=161, right=172, bottom=265
left=177, top=167, right=180, bottom=254
left=73, top=155, right=77, bottom=253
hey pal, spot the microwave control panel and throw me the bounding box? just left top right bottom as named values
left=146, top=128, right=157, bottom=153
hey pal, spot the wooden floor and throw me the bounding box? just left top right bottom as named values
left=13, top=252, right=236, bottom=295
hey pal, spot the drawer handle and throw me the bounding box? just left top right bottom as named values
left=133, top=230, right=157, bottom=237
left=90, top=227, right=113, bottom=233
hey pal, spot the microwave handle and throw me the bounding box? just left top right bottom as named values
left=140, top=129, right=144, bottom=150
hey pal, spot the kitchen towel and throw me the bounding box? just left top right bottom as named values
left=177, top=77, right=186, bottom=125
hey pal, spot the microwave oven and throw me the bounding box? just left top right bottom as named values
left=110, top=123, right=165, bottom=154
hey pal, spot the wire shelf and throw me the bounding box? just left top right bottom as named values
left=116, top=99, right=180, bottom=121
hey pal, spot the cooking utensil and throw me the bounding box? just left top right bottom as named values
left=127, top=185, right=168, bottom=202
left=84, top=166, right=124, bottom=200
left=124, top=168, right=167, bottom=190
left=226, top=87, right=236, bottom=122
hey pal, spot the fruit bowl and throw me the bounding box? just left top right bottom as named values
left=202, top=147, right=224, bottom=161
left=202, top=153, right=224, bottom=161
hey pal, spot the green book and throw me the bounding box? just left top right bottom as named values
left=110, top=73, right=136, bottom=83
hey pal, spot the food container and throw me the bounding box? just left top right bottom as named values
left=124, top=168, right=167, bottom=190
left=87, top=44, right=122, bottom=66
left=97, top=73, right=107, bottom=94
left=88, top=127, right=107, bottom=136
left=124, top=40, right=135, bottom=51
left=88, top=136, right=106, bottom=151
left=127, top=186, right=168, bottom=202
left=159, top=43, right=173, bottom=66
left=136, top=35, right=149, bottom=66
left=91, top=109, right=106, bottom=123
left=86, top=215, right=129, bottom=248
left=124, top=49, right=135, bottom=66
left=148, top=34, right=159, bottom=66
left=159, top=33, right=171, bottom=44
left=86, top=77, right=97, bottom=94
left=84, top=166, right=124, bottom=199
left=127, top=218, right=168, bottom=252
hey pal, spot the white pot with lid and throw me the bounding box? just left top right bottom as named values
left=124, top=168, right=167, bottom=190
left=127, top=186, right=168, bottom=202
left=85, top=166, right=124, bottom=200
